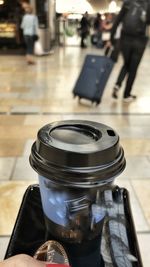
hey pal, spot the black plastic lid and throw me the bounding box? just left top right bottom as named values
left=29, top=120, right=126, bottom=187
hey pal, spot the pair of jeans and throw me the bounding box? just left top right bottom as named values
left=24, top=35, right=35, bottom=55
left=116, top=35, right=147, bottom=97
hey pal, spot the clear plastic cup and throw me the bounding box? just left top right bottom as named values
left=30, top=120, right=125, bottom=243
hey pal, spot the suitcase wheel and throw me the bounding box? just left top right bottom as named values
left=73, top=93, right=77, bottom=98
left=96, top=100, right=100, bottom=105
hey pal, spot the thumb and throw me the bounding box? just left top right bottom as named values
left=46, top=265, right=71, bottom=267
left=33, top=261, right=71, bottom=267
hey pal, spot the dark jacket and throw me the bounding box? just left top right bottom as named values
left=80, top=15, right=90, bottom=34
left=111, top=0, right=150, bottom=43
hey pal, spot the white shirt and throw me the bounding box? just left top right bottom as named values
left=21, top=14, right=38, bottom=36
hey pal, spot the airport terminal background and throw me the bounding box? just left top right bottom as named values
left=0, top=0, right=150, bottom=266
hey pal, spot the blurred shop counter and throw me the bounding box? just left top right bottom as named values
left=0, top=22, right=25, bottom=54
left=0, top=22, right=16, bottom=38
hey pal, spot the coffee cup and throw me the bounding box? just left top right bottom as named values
left=30, top=120, right=126, bottom=243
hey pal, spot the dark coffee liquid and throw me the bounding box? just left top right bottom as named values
left=44, top=215, right=105, bottom=244
left=64, top=237, right=104, bottom=267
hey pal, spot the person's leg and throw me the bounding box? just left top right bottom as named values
left=117, top=38, right=132, bottom=85
left=112, top=37, right=131, bottom=99
left=24, top=35, right=30, bottom=63
left=116, top=65, right=127, bottom=87
left=80, top=33, right=84, bottom=47
left=104, top=44, right=111, bottom=56
left=97, top=31, right=103, bottom=48
left=27, top=36, right=35, bottom=64
left=123, top=39, right=147, bottom=98
left=112, top=65, right=127, bottom=99
left=24, top=35, right=35, bottom=64
left=81, top=32, right=86, bottom=48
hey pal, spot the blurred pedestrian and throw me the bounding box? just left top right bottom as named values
left=111, top=0, right=150, bottom=102
left=102, top=13, right=113, bottom=56
left=21, top=4, right=38, bottom=64
left=92, top=13, right=103, bottom=48
left=80, top=11, right=90, bottom=48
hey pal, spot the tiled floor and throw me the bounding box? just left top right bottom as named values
left=0, top=44, right=150, bottom=265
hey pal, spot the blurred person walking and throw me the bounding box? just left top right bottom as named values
left=80, top=11, right=90, bottom=48
left=21, top=4, right=38, bottom=64
left=92, top=13, right=103, bottom=48
left=111, top=0, right=150, bottom=102
left=102, top=13, right=113, bottom=54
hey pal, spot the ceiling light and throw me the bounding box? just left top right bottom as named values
left=109, top=0, right=117, bottom=13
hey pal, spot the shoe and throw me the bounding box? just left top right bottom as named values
left=27, top=61, right=36, bottom=65
left=112, top=85, right=120, bottom=99
left=34, top=240, right=70, bottom=265
left=123, top=95, right=137, bottom=103
left=80, top=44, right=87, bottom=48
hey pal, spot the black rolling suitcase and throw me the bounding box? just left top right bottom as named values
left=73, top=55, right=114, bottom=105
